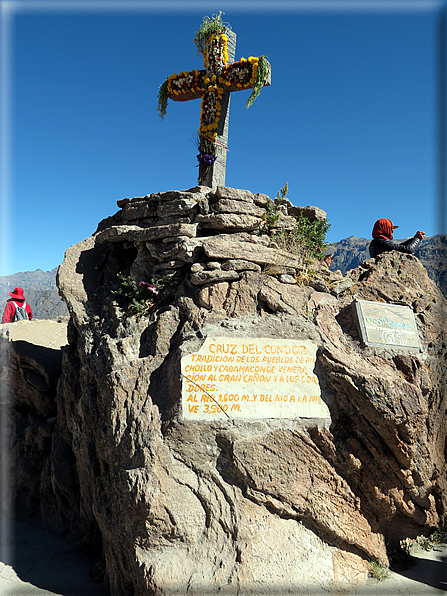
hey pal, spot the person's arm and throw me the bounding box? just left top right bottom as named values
left=25, top=302, right=33, bottom=320
left=370, top=231, right=425, bottom=258
left=375, top=236, right=421, bottom=254
left=2, top=302, right=15, bottom=323
left=395, top=235, right=422, bottom=254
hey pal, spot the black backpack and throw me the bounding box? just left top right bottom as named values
left=13, top=301, right=29, bottom=321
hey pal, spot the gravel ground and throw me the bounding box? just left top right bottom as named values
left=0, top=520, right=446, bottom=595
left=355, top=541, right=447, bottom=595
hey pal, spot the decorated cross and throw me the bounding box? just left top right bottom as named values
left=157, top=14, right=271, bottom=188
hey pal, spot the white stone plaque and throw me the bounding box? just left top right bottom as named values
left=354, top=299, right=421, bottom=350
left=181, top=337, right=330, bottom=420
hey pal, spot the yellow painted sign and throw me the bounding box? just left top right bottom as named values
left=181, top=337, right=330, bottom=420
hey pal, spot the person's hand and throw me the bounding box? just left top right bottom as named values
left=416, top=231, right=425, bottom=240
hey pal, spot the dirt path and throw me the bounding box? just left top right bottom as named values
left=0, top=520, right=108, bottom=596
left=355, top=542, right=447, bottom=595
left=1, top=520, right=446, bottom=595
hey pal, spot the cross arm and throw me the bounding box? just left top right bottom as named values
left=161, top=56, right=271, bottom=106
left=167, top=69, right=207, bottom=102
left=220, top=56, right=271, bottom=106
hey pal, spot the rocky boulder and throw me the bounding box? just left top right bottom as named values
left=1, top=319, right=68, bottom=515
left=8, top=187, right=447, bottom=595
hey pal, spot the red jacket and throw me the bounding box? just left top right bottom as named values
left=2, top=300, right=33, bottom=323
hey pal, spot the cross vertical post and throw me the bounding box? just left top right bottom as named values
left=157, top=15, right=271, bottom=189
left=199, top=29, right=236, bottom=188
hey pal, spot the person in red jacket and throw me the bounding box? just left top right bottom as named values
left=2, top=287, right=33, bottom=323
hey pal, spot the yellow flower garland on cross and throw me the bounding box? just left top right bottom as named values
left=203, top=32, right=229, bottom=71
left=164, top=55, right=265, bottom=139
left=157, top=13, right=271, bottom=157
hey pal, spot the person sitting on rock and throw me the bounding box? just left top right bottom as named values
left=316, top=246, right=343, bottom=287
left=2, top=287, right=33, bottom=323
left=322, top=246, right=335, bottom=268
left=369, top=219, right=425, bottom=258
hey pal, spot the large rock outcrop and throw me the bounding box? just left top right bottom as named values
left=8, top=186, right=447, bottom=595
left=1, top=319, right=68, bottom=515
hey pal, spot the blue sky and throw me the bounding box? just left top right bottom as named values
left=1, top=0, right=445, bottom=276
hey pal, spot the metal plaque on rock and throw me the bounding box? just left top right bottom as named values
left=353, top=299, right=421, bottom=350
left=181, top=337, right=330, bottom=421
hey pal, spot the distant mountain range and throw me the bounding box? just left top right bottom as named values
left=0, top=269, right=68, bottom=320
left=331, top=234, right=447, bottom=298
left=1, top=234, right=446, bottom=319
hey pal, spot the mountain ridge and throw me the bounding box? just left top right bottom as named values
left=331, top=233, right=447, bottom=297
left=0, top=268, right=68, bottom=319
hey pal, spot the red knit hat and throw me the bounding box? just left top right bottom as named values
left=9, top=287, right=25, bottom=300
